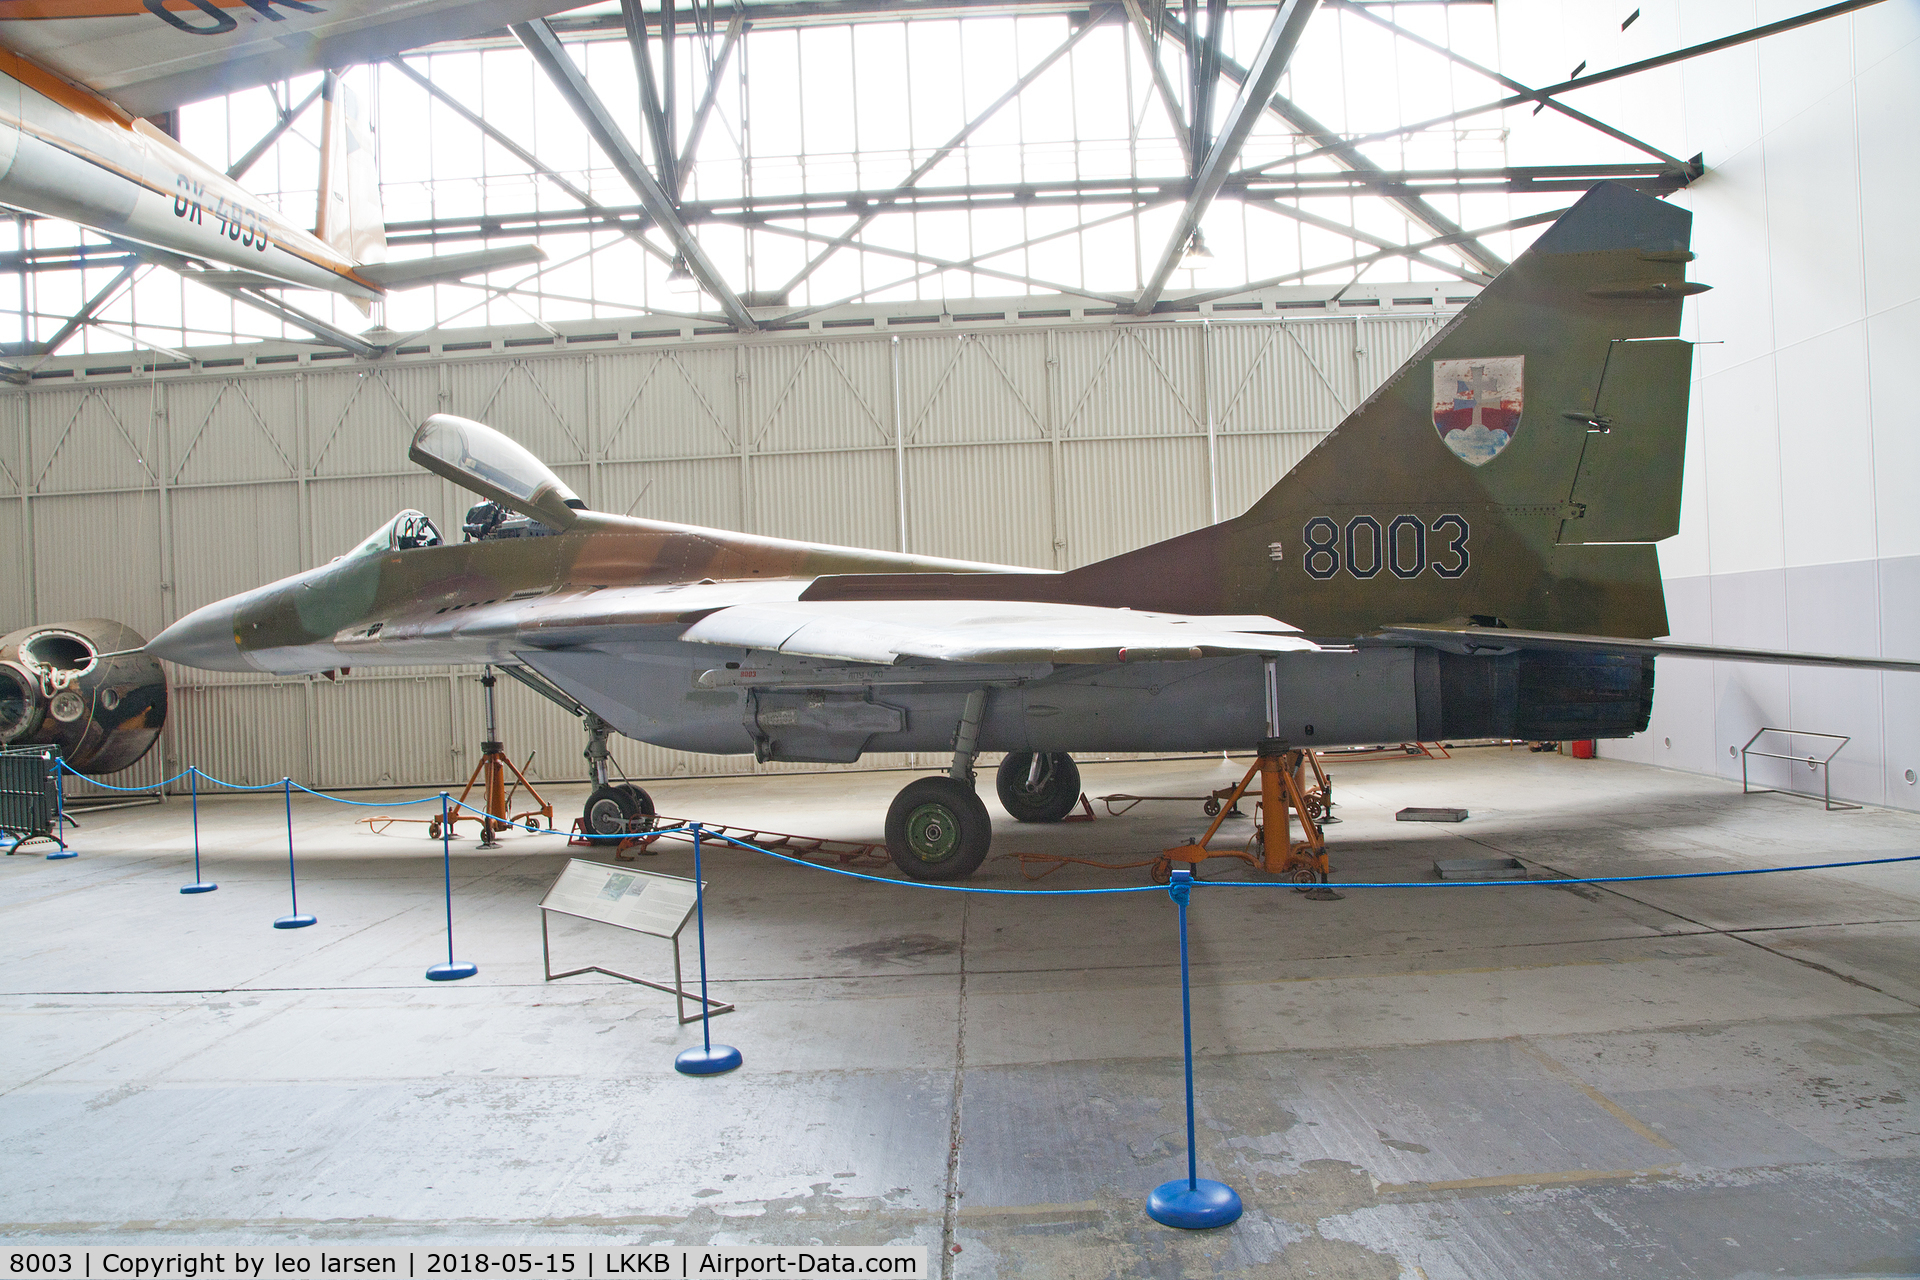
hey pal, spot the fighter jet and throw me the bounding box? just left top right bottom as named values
left=144, top=183, right=1920, bottom=879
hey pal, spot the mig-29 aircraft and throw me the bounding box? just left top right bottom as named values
left=142, top=183, right=1920, bottom=880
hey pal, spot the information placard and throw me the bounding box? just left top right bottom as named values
left=539, top=859, right=700, bottom=939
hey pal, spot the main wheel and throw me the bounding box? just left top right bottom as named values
left=886, top=776, right=992, bottom=881
left=583, top=784, right=640, bottom=837
left=615, top=783, right=657, bottom=830
left=995, top=752, right=1081, bottom=823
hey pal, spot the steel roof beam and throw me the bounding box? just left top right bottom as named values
left=387, top=56, right=672, bottom=267
left=676, top=12, right=743, bottom=196
left=1161, top=8, right=1503, bottom=278
left=1239, top=0, right=1882, bottom=178
left=1328, top=0, right=1685, bottom=167
left=1132, top=0, right=1318, bottom=315
left=621, top=0, right=679, bottom=196
left=33, top=262, right=143, bottom=357
left=775, top=15, right=1102, bottom=298
left=514, top=17, right=758, bottom=331
left=1119, top=0, right=1194, bottom=172
left=227, top=80, right=324, bottom=181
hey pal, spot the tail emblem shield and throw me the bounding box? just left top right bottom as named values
left=1433, top=356, right=1523, bottom=466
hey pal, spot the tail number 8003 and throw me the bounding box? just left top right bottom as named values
left=1301, top=514, right=1468, bottom=581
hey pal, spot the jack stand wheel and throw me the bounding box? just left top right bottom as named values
left=1149, top=857, right=1173, bottom=885
left=1203, top=797, right=1220, bottom=817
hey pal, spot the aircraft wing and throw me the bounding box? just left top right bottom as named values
left=0, top=0, right=585, bottom=117
left=673, top=600, right=1323, bottom=666
left=1378, top=624, right=1920, bottom=674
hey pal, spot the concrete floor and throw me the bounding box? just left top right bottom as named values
left=3, top=748, right=1918, bottom=1279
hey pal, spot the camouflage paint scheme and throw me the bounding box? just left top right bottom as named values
left=150, top=184, right=1708, bottom=770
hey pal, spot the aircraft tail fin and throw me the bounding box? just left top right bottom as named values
left=803, top=183, right=1704, bottom=641
left=1063, top=182, right=1700, bottom=639
left=315, top=69, right=386, bottom=314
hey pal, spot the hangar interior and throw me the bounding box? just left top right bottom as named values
left=4, top=0, right=1919, bottom=1275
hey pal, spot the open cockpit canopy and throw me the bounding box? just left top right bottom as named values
left=409, top=414, right=585, bottom=532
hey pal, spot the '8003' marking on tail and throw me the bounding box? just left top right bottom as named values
left=1302, top=515, right=1468, bottom=581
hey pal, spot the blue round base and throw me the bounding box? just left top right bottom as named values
left=45, top=849, right=77, bottom=860
left=273, top=914, right=317, bottom=929
left=426, top=961, right=479, bottom=981
left=1146, top=1179, right=1242, bottom=1230
left=180, top=882, right=218, bottom=895
left=675, top=1044, right=743, bottom=1076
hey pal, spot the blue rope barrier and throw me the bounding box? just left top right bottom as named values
left=289, top=782, right=444, bottom=807
left=705, top=831, right=1920, bottom=895
left=54, top=759, right=193, bottom=790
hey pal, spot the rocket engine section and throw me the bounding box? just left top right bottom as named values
left=0, top=619, right=167, bottom=773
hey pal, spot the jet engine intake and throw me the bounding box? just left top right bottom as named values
left=0, top=619, right=167, bottom=773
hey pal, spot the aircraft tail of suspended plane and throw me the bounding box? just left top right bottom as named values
left=0, top=0, right=560, bottom=333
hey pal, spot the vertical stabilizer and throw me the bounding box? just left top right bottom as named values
left=315, top=68, right=385, bottom=312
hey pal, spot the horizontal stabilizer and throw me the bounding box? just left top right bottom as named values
left=1379, top=625, right=1920, bottom=674
left=356, top=245, right=547, bottom=291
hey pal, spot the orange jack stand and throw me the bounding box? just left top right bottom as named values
left=429, top=669, right=555, bottom=848
left=1152, top=747, right=1330, bottom=886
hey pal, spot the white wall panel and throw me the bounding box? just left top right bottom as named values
left=313, top=674, right=457, bottom=790
left=901, top=332, right=1048, bottom=446
left=30, top=385, right=160, bottom=495
left=746, top=342, right=894, bottom=455
left=1060, top=436, right=1209, bottom=563
left=451, top=358, right=590, bottom=466
left=1055, top=327, right=1203, bottom=439
left=31, top=491, right=164, bottom=639
left=168, top=377, right=301, bottom=489
left=752, top=448, right=896, bottom=551
left=905, top=443, right=1054, bottom=568
left=306, top=366, right=442, bottom=478
left=598, top=348, right=739, bottom=463
left=170, top=484, right=304, bottom=617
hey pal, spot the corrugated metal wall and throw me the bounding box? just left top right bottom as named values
left=2, top=311, right=1447, bottom=795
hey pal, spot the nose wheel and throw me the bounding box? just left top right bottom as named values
left=885, top=776, right=992, bottom=881
left=583, top=782, right=657, bottom=839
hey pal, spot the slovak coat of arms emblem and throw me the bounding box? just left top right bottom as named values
left=1432, top=356, right=1523, bottom=466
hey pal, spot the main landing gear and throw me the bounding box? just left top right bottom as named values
left=882, top=692, right=1084, bottom=881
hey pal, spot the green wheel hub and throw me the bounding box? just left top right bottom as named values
left=903, top=801, right=963, bottom=864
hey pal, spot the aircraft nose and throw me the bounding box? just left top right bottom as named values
left=149, top=598, right=256, bottom=672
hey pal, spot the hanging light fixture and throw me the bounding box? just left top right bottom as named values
left=1180, top=230, right=1214, bottom=271
left=666, top=255, right=698, bottom=293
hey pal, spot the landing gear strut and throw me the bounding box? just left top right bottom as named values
left=885, top=689, right=993, bottom=881
left=579, top=712, right=656, bottom=839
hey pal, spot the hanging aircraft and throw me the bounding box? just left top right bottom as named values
left=0, top=0, right=564, bottom=328
left=140, top=183, right=1920, bottom=880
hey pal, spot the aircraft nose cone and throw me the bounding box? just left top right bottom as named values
left=149, top=598, right=255, bottom=672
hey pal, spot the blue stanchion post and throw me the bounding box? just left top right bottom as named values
left=46, top=754, right=75, bottom=859
left=1146, top=868, right=1241, bottom=1230
left=272, top=777, right=316, bottom=929
left=427, top=792, right=478, bottom=981
left=181, top=766, right=216, bottom=894
left=675, top=823, right=742, bottom=1076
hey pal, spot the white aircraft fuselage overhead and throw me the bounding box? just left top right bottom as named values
left=0, top=48, right=378, bottom=296
left=0, top=0, right=571, bottom=303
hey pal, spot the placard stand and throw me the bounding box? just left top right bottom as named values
left=538, top=857, right=734, bottom=1024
